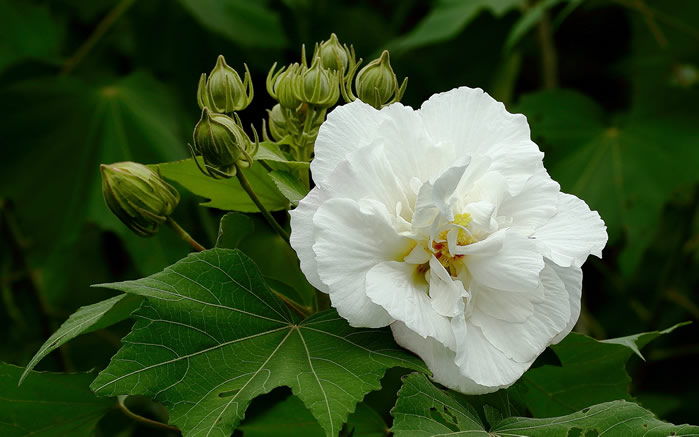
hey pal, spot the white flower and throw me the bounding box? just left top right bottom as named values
left=290, top=87, right=607, bottom=394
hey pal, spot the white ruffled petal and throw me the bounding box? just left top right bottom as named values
left=470, top=284, right=535, bottom=323
left=420, top=87, right=543, bottom=195
left=548, top=261, right=583, bottom=343
left=463, top=232, right=544, bottom=292
left=391, top=321, right=495, bottom=394
left=499, top=166, right=560, bottom=235
left=451, top=316, right=532, bottom=388
left=312, top=99, right=383, bottom=186
left=471, top=262, right=571, bottom=363
left=313, top=198, right=414, bottom=327
left=534, top=192, right=608, bottom=268
left=427, top=256, right=467, bottom=317
left=289, top=187, right=330, bottom=292
left=366, top=261, right=455, bottom=349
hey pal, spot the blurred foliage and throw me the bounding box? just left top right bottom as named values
left=0, top=0, right=697, bottom=434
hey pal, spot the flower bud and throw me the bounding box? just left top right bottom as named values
left=294, top=56, right=340, bottom=108
left=316, top=33, right=354, bottom=73
left=100, top=162, right=180, bottom=237
left=197, top=55, right=253, bottom=113
left=267, top=63, right=303, bottom=109
left=352, top=50, right=407, bottom=109
left=267, top=104, right=289, bottom=142
left=191, top=108, right=255, bottom=178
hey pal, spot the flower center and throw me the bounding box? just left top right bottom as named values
left=430, top=213, right=476, bottom=275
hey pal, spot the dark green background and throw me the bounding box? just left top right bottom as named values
left=1, top=0, right=697, bottom=434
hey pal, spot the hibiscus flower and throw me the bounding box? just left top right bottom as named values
left=290, top=87, right=607, bottom=394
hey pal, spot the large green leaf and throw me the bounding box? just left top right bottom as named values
left=0, top=72, right=190, bottom=277
left=392, top=373, right=699, bottom=436
left=518, top=90, right=699, bottom=274
left=178, top=0, right=286, bottom=48
left=515, top=323, right=688, bottom=417
left=1, top=363, right=113, bottom=437
left=20, top=294, right=143, bottom=384
left=387, top=0, right=522, bottom=53
left=153, top=158, right=290, bottom=212
left=0, top=0, right=63, bottom=73
left=90, top=249, right=427, bottom=436
left=239, top=395, right=387, bottom=437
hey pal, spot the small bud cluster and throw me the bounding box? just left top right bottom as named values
left=99, top=33, right=407, bottom=237
left=191, top=55, right=259, bottom=179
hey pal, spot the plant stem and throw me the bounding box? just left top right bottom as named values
left=60, top=0, right=137, bottom=75
left=166, top=217, right=206, bottom=252
left=270, top=288, right=312, bottom=318
left=117, top=396, right=181, bottom=433
left=535, top=9, right=559, bottom=90
left=235, top=164, right=290, bottom=243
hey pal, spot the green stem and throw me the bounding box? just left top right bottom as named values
left=270, top=288, right=312, bottom=318
left=235, top=164, right=290, bottom=243
left=60, top=0, right=137, bottom=75
left=117, top=396, right=180, bottom=433
left=535, top=8, right=559, bottom=89
left=166, top=217, right=206, bottom=252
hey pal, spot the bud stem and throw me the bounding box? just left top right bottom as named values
left=166, top=217, right=206, bottom=252
left=234, top=164, right=291, bottom=243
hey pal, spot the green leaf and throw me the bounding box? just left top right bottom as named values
left=255, top=142, right=310, bottom=170
left=0, top=72, right=190, bottom=275
left=153, top=158, right=290, bottom=212
left=0, top=0, right=63, bottom=73
left=178, top=0, right=286, bottom=48
left=392, top=373, right=699, bottom=436
left=491, top=400, right=699, bottom=436
left=516, top=323, right=689, bottom=417
left=20, top=294, right=143, bottom=384
left=268, top=170, right=308, bottom=206
left=1, top=363, right=113, bottom=437
left=518, top=90, right=699, bottom=274
left=215, top=212, right=255, bottom=249
left=387, top=0, right=522, bottom=53
left=239, top=396, right=387, bottom=437
left=391, top=373, right=486, bottom=436
left=90, top=249, right=427, bottom=437
left=215, top=212, right=315, bottom=307
left=503, top=0, right=577, bottom=52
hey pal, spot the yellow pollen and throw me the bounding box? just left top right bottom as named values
left=430, top=213, right=475, bottom=275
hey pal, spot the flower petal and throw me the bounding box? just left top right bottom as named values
left=499, top=166, right=560, bottom=235
left=366, top=261, right=455, bottom=349
left=313, top=198, right=414, bottom=327
left=289, top=186, right=330, bottom=292
left=470, top=284, right=535, bottom=323
left=534, top=192, right=608, bottom=268
left=312, top=99, right=383, bottom=186
left=420, top=87, right=543, bottom=195
left=548, top=261, right=583, bottom=343
left=427, top=256, right=467, bottom=317
left=463, top=232, right=544, bottom=292
left=470, top=262, right=571, bottom=362
left=451, top=316, right=532, bottom=387
left=391, top=321, right=495, bottom=394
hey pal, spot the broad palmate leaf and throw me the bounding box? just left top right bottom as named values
left=20, top=294, right=142, bottom=385
left=90, top=249, right=427, bottom=437
left=391, top=373, right=699, bottom=436
left=516, top=323, right=688, bottom=417
left=1, top=363, right=113, bottom=437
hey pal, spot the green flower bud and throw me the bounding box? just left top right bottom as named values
left=197, top=55, right=253, bottom=113
left=316, top=33, right=355, bottom=73
left=100, top=162, right=180, bottom=237
left=350, top=50, right=407, bottom=109
left=191, top=108, right=256, bottom=179
left=267, top=63, right=303, bottom=109
left=294, top=56, right=340, bottom=108
left=267, top=104, right=289, bottom=142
